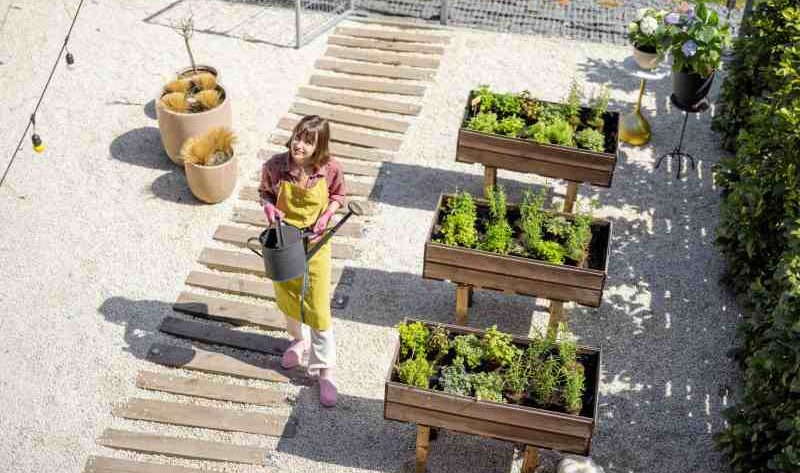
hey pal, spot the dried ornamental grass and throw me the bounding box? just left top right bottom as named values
left=164, top=78, right=192, bottom=94
left=160, top=92, right=189, bottom=113
left=181, top=127, right=237, bottom=166
left=194, top=89, right=221, bottom=111
left=191, top=73, right=217, bottom=91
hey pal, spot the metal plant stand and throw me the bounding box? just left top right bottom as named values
left=655, top=94, right=708, bottom=179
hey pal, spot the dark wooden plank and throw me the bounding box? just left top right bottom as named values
left=197, top=248, right=345, bottom=281
left=213, top=224, right=358, bottom=259
left=309, top=74, right=426, bottom=96
left=347, top=16, right=448, bottom=30
left=334, top=26, right=450, bottom=44
left=291, top=101, right=409, bottom=133
left=297, top=86, right=422, bottom=115
left=271, top=130, right=396, bottom=162
left=97, top=429, right=266, bottom=464
left=328, top=35, right=445, bottom=55
left=159, top=316, right=290, bottom=356
left=146, top=344, right=291, bottom=383
left=315, top=58, right=436, bottom=81
left=173, top=291, right=286, bottom=331
left=136, top=371, right=286, bottom=406
left=185, top=270, right=276, bottom=299
left=279, top=116, right=403, bottom=151
left=84, top=456, right=207, bottom=473
left=326, top=45, right=441, bottom=69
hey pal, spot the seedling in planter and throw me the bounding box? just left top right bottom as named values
left=526, top=116, right=575, bottom=147
left=519, top=90, right=542, bottom=121
left=575, top=128, right=605, bottom=152
left=471, top=84, right=495, bottom=113
left=531, top=357, right=560, bottom=406
left=471, top=372, right=506, bottom=403
left=438, top=191, right=478, bottom=248
left=564, top=206, right=594, bottom=263
left=441, top=364, right=472, bottom=396
left=467, top=111, right=498, bottom=134
left=481, top=325, right=520, bottom=368
left=479, top=186, right=514, bottom=254
left=563, top=78, right=584, bottom=128
left=562, top=362, right=585, bottom=415
left=452, top=334, right=484, bottom=370
left=503, top=350, right=532, bottom=403
left=495, top=116, right=526, bottom=137
left=427, top=325, right=451, bottom=363
left=397, top=356, right=435, bottom=389
left=175, top=14, right=198, bottom=75
left=397, top=321, right=430, bottom=359
left=588, top=86, right=610, bottom=131
left=494, top=93, right=522, bottom=116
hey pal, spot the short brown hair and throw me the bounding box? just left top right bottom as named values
left=285, top=115, right=331, bottom=169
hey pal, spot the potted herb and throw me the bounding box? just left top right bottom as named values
left=180, top=127, right=238, bottom=204
left=457, top=83, right=620, bottom=187
left=664, top=1, right=731, bottom=107
left=423, top=187, right=612, bottom=307
left=385, top=319, right=602, bottom=455
left=627, top=8, right=668, bottom=70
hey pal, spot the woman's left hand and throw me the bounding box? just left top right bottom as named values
left=311, top=210, right=335, bottom=242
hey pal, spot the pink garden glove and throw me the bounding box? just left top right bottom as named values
left=311, top=210, right=335, bottom=242
left=263, top=202, right=285, bottom=226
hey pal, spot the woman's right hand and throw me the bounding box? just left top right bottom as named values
left=263, top=202, right=285, bottom=225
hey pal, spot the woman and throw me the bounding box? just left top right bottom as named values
left=258, top=115, right=345, bottom=407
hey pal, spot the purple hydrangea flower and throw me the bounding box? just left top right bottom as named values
left=681, top=40, right=698, bottom=57
left=665, top=12, right=681, bottom=25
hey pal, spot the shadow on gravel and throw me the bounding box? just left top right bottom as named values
left=144, top=99, right=157, bottom=120
left=150, top=170, right=204, bottom=206
left=109, top=126, right=171, bottom=170
left=98, top=296, right=174, bottom=359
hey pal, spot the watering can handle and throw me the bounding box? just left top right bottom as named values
left=275, top=216, right=285, bottom=248
left=246, top=237, right=263, bottom=257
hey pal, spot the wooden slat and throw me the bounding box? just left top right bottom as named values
left=113, top=398, right=296, bottom=437
left=213, top=224, right=359, bottom=257
left=240, top=177, right=376, bottom=199
left=136, top=371, right=286, bottom=406
left=271, top=130, right=396, bottom=162
left=257, top=150, right=382, bottom=177
left=334, top=26, right=450, bottom=44
left=173, top=291, right=286, bottom=330
left=278, top=116, right=403, bottom=151
left=326, top=45, right=440, bottom=69
left=347, top=15, right=447, bottom=30
left=197, top=248, right=345, bottom=282
left=186, top=270, right=276, bottom=299
left=297, top=86, right=422, bottom=116
left=159, top=316, right=290, bottom=356
left=146, top=343, right=290, bottom=382
left=85, top=456, right=207, bottom=473
left=97, top=429, right=267, bottom=464
left=291, top=101, right=409, bottom=133
left=233, top=205, right=372, bottom=229
left=328, top=35, right=445, bottom=54
left=309, top=74, right=426, bottom=96
left=315, top=58, right=436, bottom=81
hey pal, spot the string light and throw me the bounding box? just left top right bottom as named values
left=30, top=115, right=44, bottom=153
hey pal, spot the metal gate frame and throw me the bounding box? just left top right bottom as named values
left=295, top=0, right=354, bottom=48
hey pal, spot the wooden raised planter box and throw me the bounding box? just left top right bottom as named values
left=384, top=319, right=601, bottom=455
left=456, top=92, right=621, bottom=187
left=423, top=194, right=612, bottom=307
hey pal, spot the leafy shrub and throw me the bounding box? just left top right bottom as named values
left=467, top=112, right=498, bottom=133
left=481, top=325, right=520, bottom=368
left=472, top=84, right=495, bottom=113
left=531, top=357, right=560, bottom=406
left=575, top=128, right=605, bottom=152
left=532, top=240, right=567, bottom=265
left=587, top=86, right=610, bottom=130
left=503, top=350, right=531, bottom=399
left=563, top=79, right=583, bottom=128
left=441, top=364, right=471, bottom=396
left=479, top=186, right=513, bottom=254
left=439, top=192, right=478, bottom=248
left=471, top=372, right=506, bottom=403
left=495, top=115, right=526, bottom=137
left=493, top=93, right=522, bottom=116
left=519, top=90, right=542, bottom=121
left=452, top=334, right=484, bottom=370
left=397, top=356, right=434, bottom=389
left=397, top=321, right=429, bottom=359
left=526, top=116, right=575, bottom=147
left=427, top=325, right=450, bottom=362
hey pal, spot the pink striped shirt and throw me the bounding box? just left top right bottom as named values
left=258, top=152, right=346, bottom=207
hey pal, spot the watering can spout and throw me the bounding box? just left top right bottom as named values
left=305, top=201, right=365, bottom=261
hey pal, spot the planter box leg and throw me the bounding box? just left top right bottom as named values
left=467, top=286, right=474, bottom=307
left=484, top=166, right=497, bottom=196
left=563, top=181, right=579, bottom=213
left=455, top=284, right=471, bottom=325
left=416, top=424, right=431, bottom=473
left=546, top=300, right=564, bottom=339
left=521, top=445, right=539, bottom=473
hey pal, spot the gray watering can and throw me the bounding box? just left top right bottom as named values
left=247, top=201, right=365, bottom=283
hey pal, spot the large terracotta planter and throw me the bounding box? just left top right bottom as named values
left=185, top=153, right=238, bottom=204
left=672, top=69, right=715, bottom=109
left=156, top=85, right=232, bottom=165
left=632, top=44, right=659, bottom=70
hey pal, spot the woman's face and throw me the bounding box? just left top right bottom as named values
left=291, top=132, right=317, bottom=163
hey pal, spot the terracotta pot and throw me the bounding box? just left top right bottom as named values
left=177, top=64, right=219, bottom=78
left=156, top=85, right=232, bottom=165
left=632, top=44, right=659, bottom=70
left=185, top=153, right=238, bottom=204
left=672, top=69, right=715, bottom=109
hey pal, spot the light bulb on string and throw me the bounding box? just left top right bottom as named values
left=30, top=114, right=44, bottom=154
left=65, top=50, right=75, bottom=67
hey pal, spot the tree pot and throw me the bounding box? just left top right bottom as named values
left=156, top=84, right=232, bottom=165
left=177, top=64, right=219, bottom=78
left=632, top=44, right=659, bottom=70
left=184, top=152, right=238, bottom=204
left=672, top=70, right=715, bottom=109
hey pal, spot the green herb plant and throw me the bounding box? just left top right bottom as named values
left=452, top=334, right=484, bottom=370
left=397, top=321, right=429, bottom=359
left=441, top=364, right=471, bottom=396
left=397, top=356, right=435, bottom=389
left=587, top=86, right=610, bottom=131
left=503, top=350, right=531, bottom=402
left=495, top=116, right=526, bottom=137
left=479, top=186, right=514, bottom=254
left=575, top=128, right=605, bottom=152
left=427, top=325, right=451, bottom=363
left=471, top=372, right=506, bottom=403
left=481, top=325, right=520, bottom=368
left=466, top=112, right=498, bottom=134
left=438, top=191, right=478, bottom=248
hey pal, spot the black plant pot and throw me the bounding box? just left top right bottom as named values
left=672, top=69, right=715, bottom=109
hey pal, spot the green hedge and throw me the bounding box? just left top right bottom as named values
left=712, top=1, right=800, bottom=471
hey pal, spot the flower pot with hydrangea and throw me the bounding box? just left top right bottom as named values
left=664, top=1, right=731, bottom=107
left=627, top=7, right=668, bottom=70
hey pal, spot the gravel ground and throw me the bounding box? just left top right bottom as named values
left=0, top=1, right=741, bottom=472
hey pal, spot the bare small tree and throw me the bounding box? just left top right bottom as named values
left=175, top=14, right=197, bottom=74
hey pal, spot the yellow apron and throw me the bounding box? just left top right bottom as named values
left=274, top=179, right=332, bottom=331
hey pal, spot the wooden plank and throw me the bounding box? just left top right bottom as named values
left=315, top=58, right=436, bottom=81
left=298, top=86, right=421, bottom=115
left=197, top=247, right=345, bottom=281
left=334, top=26, right=450, bottom=44
left=279, top=116, right=403, bottom=151
left=146, top=343, right=292, bottom=383
left=257, top=148, right=382, bottom=177
left=97, top=429, right=267, bottom=464
left=240, top=177, right=376, bottom=199
left=186, top=270, right=276, bottom=299
left=214, top=224, right=359, bottom=257
left=326, top=45, right=441, bottom=69
left=84, top=456, right=207, bottom=473
left=113, top=398, right=296, bottom=437
left=173, top=291, right=287, bottom=331
left=455, top=284, right=470, bottom=325
left=136, top=371, right=286, bottom=406
left=291, top=101, right=409, bottom=133
left=271, top=130, right=396, bottom=162
left=328, top=35, right=445, bottom=55
left=310, top=74, right=426, bottom=97
left=347, top=15, right=448, bottom=30
left=159, top=316, right=290, bottom=356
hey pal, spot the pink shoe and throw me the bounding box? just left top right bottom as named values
left=281, top=339, right=308, bottom=369
left=319, top=369, right=337, bottom=407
